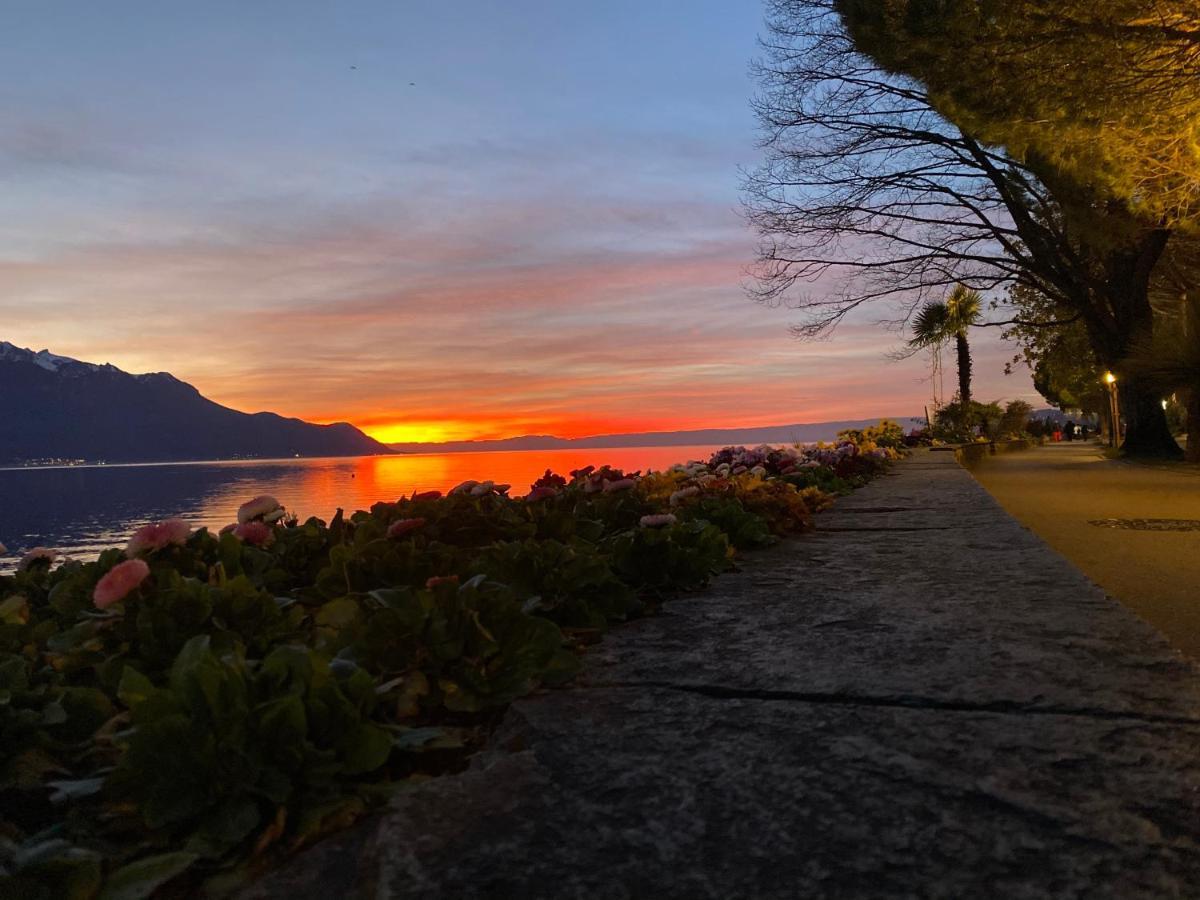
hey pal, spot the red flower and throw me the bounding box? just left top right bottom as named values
left=602, top=478, right=636, bottom=493
left=126, top=518, right=191, bottom=556
left=387, top=517, right=426, bottom=539
left=237, top=495, right=286, bottom=524
left=93, top=559, right=150, bottom=609
left=234, top=521, right=275, bottom=547
left=425, top=575, right=460, bottom=590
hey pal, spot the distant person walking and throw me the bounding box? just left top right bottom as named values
left=1063, top=420, right=1076, bottom=442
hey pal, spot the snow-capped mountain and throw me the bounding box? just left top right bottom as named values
left=0, top=342, right=98, bottom=373
left=0, top=341, right=392, bottom=463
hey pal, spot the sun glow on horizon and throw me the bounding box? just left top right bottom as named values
left=360, top=422, right=461, bottom=444
left=350, top=410, right=912, bottom=447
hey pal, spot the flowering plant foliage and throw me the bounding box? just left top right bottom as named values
left=0, top=425, right=900, bottom=896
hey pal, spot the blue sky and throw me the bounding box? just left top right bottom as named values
left=0, top=1, right=1036, bottom=441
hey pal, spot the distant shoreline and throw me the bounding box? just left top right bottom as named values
left=388, top=416, right=924, bottom=455
left=2, top=416, right=930, bottom=470
left=0, top=453, right=397, bottom=473
left=0, top=443, right=732, bottom=473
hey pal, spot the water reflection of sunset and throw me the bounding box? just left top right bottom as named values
left=0, top=447, right=722, bottom=568
left=199, top=447, right=720, bottom=528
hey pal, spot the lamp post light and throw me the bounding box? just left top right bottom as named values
left=1104, top=371, right=1120, bottom=448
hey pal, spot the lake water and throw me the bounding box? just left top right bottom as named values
left=0, top=445, right=723, bottom=570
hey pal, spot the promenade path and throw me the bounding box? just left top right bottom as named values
left=967, top=441, right=1200, bottom=658
left=248, top=451, right=1200, bottom=899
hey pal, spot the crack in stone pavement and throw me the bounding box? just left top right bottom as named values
left=585, top=679, right=1200, bottom=726
left=817, top=524, right=955, bottom=532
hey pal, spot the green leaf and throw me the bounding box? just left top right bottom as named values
left=257, top=694, right=308, bottom=772
left=388, top=671, right=429, bottom=718
left=9, top=840, right=102, bottom=900
left=291, top=796, right=366, bottom=844
left=100, top=851, right=198, bottom=900
left=0, top=653, right=29, bottom=690
left=314, top=595, right=362, bottom=630
left=45, top=620, right=99, bottom=654
left=167, top=635, right=239, bottom=719
left=56, top=687, right=115, bottom=740
left=0, top=594, right=27, bottom=624
left=438, top=678, right=483, bottom=713
left=187, top=798, right=262, bottom=858
left=218, top=531, right=244, bottom=576
left=539, top=648, right=582, bottom=686
left=116, top=666, right=156, bottom=711
left=339, top=723, right=392, bottom=774
left=122, top=714, right=216, bottom=829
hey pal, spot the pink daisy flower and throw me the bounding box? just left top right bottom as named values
left=126, top=518, right=191, bottom=556
left=387, top=517, right=426, bottom=539
left=234, top=521, right=275, bottom=547
left=93, top=559, right=150, bottom=609
left=639, top=514, right=677, bottom=528
left=237, top=495, right=285, bottom=524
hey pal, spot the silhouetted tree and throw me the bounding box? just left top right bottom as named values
left=906, top=285, right=982, bottom=408
left=746, top=0, right=1182, bottom=456
left=1124, top=292, right=1200, bottom=461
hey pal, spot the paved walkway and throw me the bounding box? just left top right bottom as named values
left=967, top=442, right=1200, bottom=658
left=247, top=451, right=1200, bottom=899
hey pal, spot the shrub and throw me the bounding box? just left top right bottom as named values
left=0, top=431, right=899, bottom=896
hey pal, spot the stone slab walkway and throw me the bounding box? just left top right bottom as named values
left=247, top=451, right=1200, bottom=899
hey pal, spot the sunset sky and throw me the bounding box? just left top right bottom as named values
left=1, top=1, right=1038, bottom=443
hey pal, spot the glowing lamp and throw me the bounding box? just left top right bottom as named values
left=1103, top=371, right=1117, bottom=385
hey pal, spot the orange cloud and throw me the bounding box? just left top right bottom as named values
left=2, top=192, right=1039, bottom=441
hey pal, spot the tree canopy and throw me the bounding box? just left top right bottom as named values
left=1003, top=284, right=1107, bottom=417
left=834, top=0, right=1200, bottom=228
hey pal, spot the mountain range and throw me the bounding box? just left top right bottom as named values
left=0, top=342, right=392, bottom=464
left=388, top=418, right=925, bottom=454
left=1, top=341, right=932, bottom=465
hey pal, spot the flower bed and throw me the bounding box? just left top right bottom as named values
left=0, top=435, right=899, bottom=898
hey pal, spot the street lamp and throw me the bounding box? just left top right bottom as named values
left=1103, top=371, right=1120, bottom=448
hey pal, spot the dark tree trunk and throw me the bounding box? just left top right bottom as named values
left=955, top=331, right=972, bottom=409
left=1187, top=392, right=1200, bottom=464
left=1120, top=376, right=1183, bottom=458
left=1096, top=227, right=1182, bottom=459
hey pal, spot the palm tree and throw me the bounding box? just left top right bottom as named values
left=1124, top=293, right=1200, bottom=462
left=908, top=285, right=984, bottom=408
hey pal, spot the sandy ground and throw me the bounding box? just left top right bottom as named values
left=968, top=441, right=1200, bottom=658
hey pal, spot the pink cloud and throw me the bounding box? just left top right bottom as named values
left=1, top=191, right=1038, bottom=440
